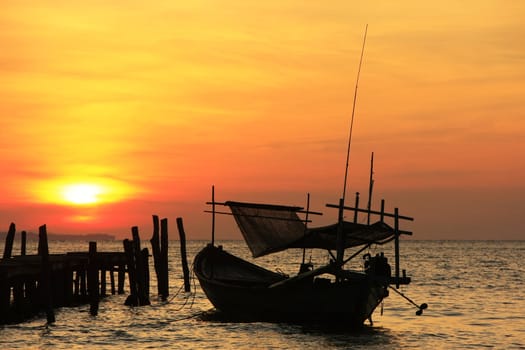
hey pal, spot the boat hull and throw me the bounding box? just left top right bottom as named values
left=194, top=245, right=388, bottom=326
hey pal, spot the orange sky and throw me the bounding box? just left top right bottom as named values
left=1, top=1, right=524, bottom=240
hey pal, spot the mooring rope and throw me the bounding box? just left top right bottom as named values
left=147, top=260, right=199, bottom=311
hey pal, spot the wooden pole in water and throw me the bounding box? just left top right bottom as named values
left=21, top=230, right=27, bottom=256
left=132, top=227, right=144, bottom=304
left=13, top=276, right=24, bottom=310
left=123, top=238, right=137, bottom=305
left=39, top=225, right=55, bottom=323
left=117, top=264, right=125, bottom=294
left=0, top=269, right=8, bottom=324
left=150, top=215, right=162, bottom=298
left=100, top=268, right=107, bottom=297
left=131, top=227, right=150, bottom=306
left=88, top=241, right=99, bottom=316
left=73, top=271, right=80, bottom=297
left=142, top=248, right=150, bottom=301
left=3, top=223, right=16, bottom=259
left=63, top=260, right=73, bottom=306
left=80, top=269, right=87, bottom=299
left=160, top=218, right=169, bottom=299
left=110, top=267, right=116, bottom=295
left=176, top=217, right=191, bottom=293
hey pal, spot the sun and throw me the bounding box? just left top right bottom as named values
left=61, top=184, right=103, bottom=205
left=34, top=177, right=134, bottom=206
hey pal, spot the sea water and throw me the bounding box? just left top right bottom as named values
left=0, top=240, right=524, bottom=349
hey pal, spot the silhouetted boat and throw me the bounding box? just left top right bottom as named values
left=194, top=26, right=422, bottom=326
left=194, top=198, right=414, bottom=326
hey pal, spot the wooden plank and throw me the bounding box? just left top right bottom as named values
left=326, top=203, right=414, bottom=221
left=204, top=210, right=315, bottom=223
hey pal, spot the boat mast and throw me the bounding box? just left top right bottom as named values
left=367, top=152, right=374, bottom=225
left=211, top=185, right=216, bottom=245
left=337, top=24, right=368, bottom=265
left=301, top=193, right=310, bottom=265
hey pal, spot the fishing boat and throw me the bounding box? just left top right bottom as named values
left=194, top=26, right=425, bottom=326
left=194, top=191, right=416, bottom=326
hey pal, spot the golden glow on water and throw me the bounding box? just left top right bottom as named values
left=0, top=240, right=523, bottom=349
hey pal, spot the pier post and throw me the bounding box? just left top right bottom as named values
left=3, top=223, right=16, bottom=259
left=142, top=248, right=150, bottom=302
left=117, top=264, right=125, bottom=294
left=110, top=267, right=116, bottom=295
left=63, top=261, right=73, bottom=306
left=13, top=278, right=25, bottom=310
left=74, top=270, right=80, bottom=297
left=160, top=218, right=169, bottom=299
left=25, top=279, right=37, bottom=312
left=0, top=270, right=9, bottom=324
left=88, top=241, right=99, bottom=316
left=100, top=268, right=107, bottom=297
left=123, top=239, right=137, bottom=305
left=80, top=269, right=87, bottom=299
left=21, top=231, right=27, bottom=256
left=176, top=217, right=191, bottom=293
left=150, top=215, right=163, bottom=298
left=132, top=227, right=150, bottom=306
left=39, top=225, right=55, bottom=323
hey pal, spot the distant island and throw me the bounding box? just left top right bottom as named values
left=0, top=232, right=115, bottom=241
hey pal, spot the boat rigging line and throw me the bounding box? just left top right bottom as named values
left=388, top=285, right=428, bottom=315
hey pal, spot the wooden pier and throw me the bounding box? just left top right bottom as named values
left=0, top=239, right=128, bottom=324
left=0, top=217, right=177, bottom=325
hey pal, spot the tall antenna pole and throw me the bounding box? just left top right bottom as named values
left=336, top=24, right=368, bottom=266
left=341, top=24, right=368, bottom=204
